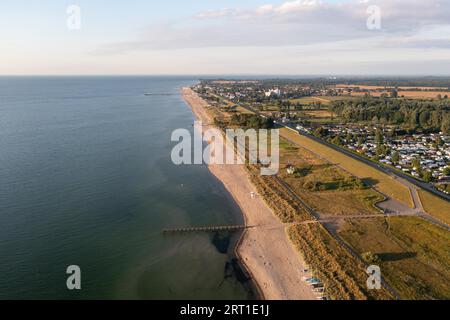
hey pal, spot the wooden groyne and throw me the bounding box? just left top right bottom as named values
left=162, top=225, right=246, bottom=234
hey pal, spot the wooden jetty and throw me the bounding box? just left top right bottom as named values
left=162, top=225, right=246, bottom=234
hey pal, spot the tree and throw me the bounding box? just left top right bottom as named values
left=376, top=145, right=386, bottom=157
left=434, top=136, right=443, bottom=149
left=315, top=127, right=329, bottom=137
left=375, top=129, right=384, bottom=145
left=387, top=127, right=397, bottom=138
left=332, top=136, right=342, bottom=146
left=422, top=171, right=433, bottom=183
left=346, top=132, right=354, bottom=142
left=409, top=110, right=419, bottom=128
left=419, top=111, right=430, bottom=128
left=392, top=151, right=400, bottom=164
left=357, top=136, right=365, bottom=146
left=441, top=114, right=450, bottom=134
left=412, top=157, right=421, bottom=171
left=443, top=167, right=450, bottom=176
left=362, top=252, right=381, bottom=264
left=372, top=116, right=379, bottom=124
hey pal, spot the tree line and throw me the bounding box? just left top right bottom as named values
left=329, top=98, right=450, bottom=134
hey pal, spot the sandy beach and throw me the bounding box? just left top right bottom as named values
left=181, top=87, right=316, bottom=300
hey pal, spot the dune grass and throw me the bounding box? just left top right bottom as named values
left=246, top=165, right=310, bottom=223
left=339, top=216, right=450, bottom=299
left=288, top=223, right=394, bottom=300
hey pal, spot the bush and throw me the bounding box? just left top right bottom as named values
left=362, top=252, right=381, bottom=264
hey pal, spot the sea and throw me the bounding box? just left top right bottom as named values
left=0, top=76, right=249, bottom=299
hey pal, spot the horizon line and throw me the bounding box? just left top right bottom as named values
left=2, top=74, right=450, bottom=78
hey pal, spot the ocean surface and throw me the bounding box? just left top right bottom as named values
left=0, top=76, right=248, bottom=299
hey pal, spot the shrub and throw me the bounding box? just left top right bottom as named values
left=362, top=252, right=381, bottom=264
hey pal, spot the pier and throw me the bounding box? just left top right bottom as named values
left=162, top=225, right=246, bottom=234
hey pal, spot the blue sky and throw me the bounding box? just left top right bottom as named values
left=1, top=0, right=450, bottom=75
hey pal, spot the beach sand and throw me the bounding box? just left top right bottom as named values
left=181, top=87, right=316, bottom=300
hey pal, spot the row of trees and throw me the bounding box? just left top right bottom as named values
left=229, top=114, right=274, bottom=129
left=329, top=98, right=450, bottom=134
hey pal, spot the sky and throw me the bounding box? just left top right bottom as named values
left=1, top=0, right=450, bottom=75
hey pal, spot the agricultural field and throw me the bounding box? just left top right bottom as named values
left=418, top=190, right=450, bottom=225
left=279, top=128, right=414, bottom=208
left=289, top=97, right=324, bottom=104
left=339, top=216, right=450, bottom=299
left=289, top=95, right=356, bottom=105
left=299, top=110, right=336, bottom=118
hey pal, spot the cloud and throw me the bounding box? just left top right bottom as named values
left=95, top=0, right=450, bottom=54
left=195, top=8, right=237, bottom=20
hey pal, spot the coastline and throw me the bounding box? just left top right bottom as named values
left=181, top=87, right=316, bottom=300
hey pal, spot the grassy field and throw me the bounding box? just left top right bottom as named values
left=288, top=223, right=394, bottom=300
left=235, top=106, right=255, bottom=114
left=279, top=138, right=384, bottom=216
left=300, top=110, right=336, bottom=118
left=290, top=97, right=324, bottom=104
left=418, top=190, right=450, bottom=225
left=280, top=128, right=414, bottom=208
left=290, top=96, right=356, bottom=105
left=339, top=216, right=450, bottom=299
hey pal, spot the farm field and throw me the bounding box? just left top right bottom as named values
left=338, top=216, right=450, bottom=299
left=290, top=95, right=356, bottom=105
left=279, top=128, right=414, bottom=208
left=290, top=97, right=323, bottom=104
left=300, top=110, right=336, bottom=118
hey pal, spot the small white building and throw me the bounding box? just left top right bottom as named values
left=265, top=88, right=281, bottom=97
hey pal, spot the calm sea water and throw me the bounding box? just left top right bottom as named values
left=0, top=76, right=248, bottom=299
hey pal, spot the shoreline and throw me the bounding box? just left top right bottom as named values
left=181, top=87, right=316, bottom=300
